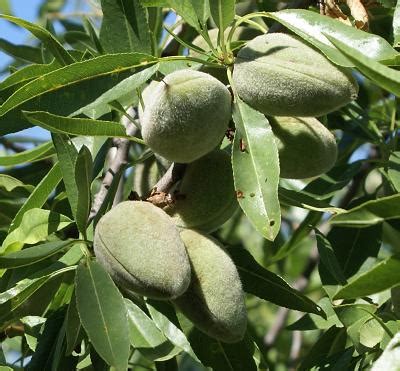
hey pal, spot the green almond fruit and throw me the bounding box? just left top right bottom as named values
left=233, top=33, right=359, bottom=116
left=270, top=116, right=338, bottom=179
left=94, top=201, right=191, bottom=300
left=173, top=230, right=247, bottom=343
left=141, top=69, right=232, bottom=163
left=165, top=150, right=238, bottom=232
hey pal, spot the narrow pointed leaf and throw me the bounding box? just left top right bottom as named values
left=0, top=14, right=74, bottom=65
left=0, top=141, right=54, bottom=166
left=0, top=53, right=156, bottom=136
left=326, top=35, right=400, bottom=95
left=232, top=97, right=281, bottom=241
left=314, top=229, right=347, bottom=285
left=188, top=328, right=257, bottom=371
left=0, top=38, right=43, bottom=64
left=75, top=260, right=130, bottom=371
left=0, top=240, right=74, bottom=268
left=25, top=111, right=143, bottom=143
left=266, top=9, right=398, bottom=66
left=125, top=299, right=180, bottom=361
left=331, top=194, right=400, bottom=227
left=65, top=290, right=82, bottom=356
left=334, top=256, right=400, bottom=299
left=0, top=61, right=60, bottom=92
left=71, top=63, right=159, bottom=119
left=229, top=247, right=325, bottom=316
left=166, top=1, right=201, bottom=30
left=74, top=146, right=92, bottom=236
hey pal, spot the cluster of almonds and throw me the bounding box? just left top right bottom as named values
left=93, top=31, right=359, bottom=342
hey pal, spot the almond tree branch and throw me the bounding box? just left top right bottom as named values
left=88, top=108, right=137, bottom=224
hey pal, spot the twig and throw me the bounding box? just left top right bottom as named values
left=88, top=108, right=137, bottom=223
left=0, top=138, right=26, bottom=153
left=150, top=162, right=187, bottom=195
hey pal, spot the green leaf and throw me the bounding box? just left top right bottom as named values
left=229, top=247, right=325, bottom=316
left=146, top=300, right=200, bottom=362
left=25, top=111, right=143, bottom=142
left=266, top=9, right=398, bottom=67
left=0, top=263, right=76, bottom=328
left=372, top=332, right=400, bottom=371
left=279, top=187, right=344, bottom=214
left=0, top=240, right=73, bottom=268
left=0, top=0, right=12, bottom=15
left=394, top=0, right=400, bottom=47
left=232, top=97, right=281, bottom=241
left=334, top=256, right=400, bottom=299
left=0, top=174, right=34, bottom=193
left=0, top=141, right=54, bottom=166
left=0, top=61, right=60, bottom=92
left=100, top=0, right=153, bottom=54
left=187, top=328, right=257, bottom=371
left=191, top=0, right=210, bottom=25
left=326, top=35, right=400, bottom=96
left=74, top=146, right=92, bottom=236
left=330, top=194, right=400, bottom=227
left=389, top=151, right=400, bottom=192
left=9, top=162, right=62, bottom=232
left=52, top=134, right=79, bottom=220
left=0, top=53, right=156, bottom=136
left=0, top=14, right=74, bottom=65
left=125, top=299, right=181, bottom=361
left=314, top=229, right=347, bottom=286
left=1, top=209, right=73, bottom=254
left=209, top=0, right=234, bottom=32
left=166, top=1, right=202, bottom=30
left=71, top=63, right=159, bottom=119
left=65, top=290, right=82, bottom=356
left=298, top=327, right=348, bottom=371
left=0, top=38, right=43, bottom=64
left=75, top=260, right=130, bottom=371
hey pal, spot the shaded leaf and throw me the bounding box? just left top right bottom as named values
left=267, top=9, right=398, bottom=66
left=100, top=0, right=153, bottom=54
left=314, top=229, right=347, bottom=285
left=0, top=61, right=60, bottom=92
left=334, top=256, right=400, bottom=299
left=0, top=38, right=43, bottom=64
left=0, top=141, right=54, bottom=166
left=9, top=162, right=62, bottom=232
left=75, top=260, right=130, bottom=371
left=1, top=209, right=73, bottom=254
left=331, top=194, right=400, bottom=227
left=279, top=187, right=344, bottom=214
left=74, top=146, right=92, bottom=236
left=232, top=98, right=281, bottom=241
left=229, top=247, right=325, bottom=316
left=0, top=240, right=73, bottom=269
left=65, top=290, right=82, bottom=355
left=187, top=328, right=257, bottom=371
left=209, top=0, right=234, bottom=31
